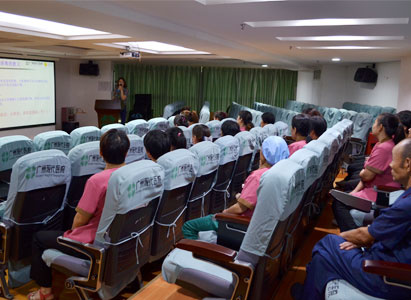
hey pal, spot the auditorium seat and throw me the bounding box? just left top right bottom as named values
left=150, top=149, right=198, bottom=262
left=168, top=115, right=176, bottom=128
left=0, top=135, right=35, bottom=201
left=185, top=141, right=220, bottom=220
left=249, top=127, right=266, bottom=172
left=273, top=121, right=289, bottom=137
left=162, top=158, right=305, bottom=300
left=209, top=135, right=239, bottom=214
left=229, top=131, right=256, bottom=206
left=199, top=101, right=210, bottom=123
left=284, top=110, right=298, bottom=135
left=126, top=134, right=145, bottom=164
left=70, top=126, right=101, bottom=147
left=125, top=119, right=149, bottom=137
left=100, top=123, right=127, bottom=135
left=148, top=117, right=169, bottom=131
left=178, top=126, right=192, bottom=148
left=205, top=120, right=221, bottom=141
left=163, top=101, right=185, bottom=119
left=0, top=149, right=71, bottom=292
left=33, top=130, right=72, bottom=154
left=63, top=141, right=105, bottom=229
left=263, top=123, right=278, bottom=137
left=42, top=160, right=165, bottom=300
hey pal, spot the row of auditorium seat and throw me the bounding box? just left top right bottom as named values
left=160, top=119, right=354, bottom=300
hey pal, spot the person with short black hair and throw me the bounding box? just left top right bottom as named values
left=166, top=127, right=187, bottom=150
left=112, top=77, right=129, bottom=124
left=174, top=114, right=189, bottom=127
left=29, top=129, right=129, bottom=300
left=288, top=114, right=310, bottom=156
left=395, top=110, right=411, bottom=144
left=260, top=112, right=275, bottom=127
left=144, top=130, right=171, bottom=161
left=221, top=120, right=240, bottom=136
left=309, top=116, right=327, bottom=140
left=192, top=124, right=211, bottom=144
left=214, top=111, right=227, bottom=121
left=237, top=110, right=254, bottom=131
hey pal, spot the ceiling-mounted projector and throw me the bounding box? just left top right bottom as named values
left=120, top=51, right=140, bottom=59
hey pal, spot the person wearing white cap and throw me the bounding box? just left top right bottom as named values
left=182, top=136, right=289, bottom=240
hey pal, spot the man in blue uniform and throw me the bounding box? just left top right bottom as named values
left=293, top=138, right=411, bottom=300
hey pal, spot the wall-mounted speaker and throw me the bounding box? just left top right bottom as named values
left=79, top=61, right=99, bottom=76
left=354, top=68, right=378, bottom=83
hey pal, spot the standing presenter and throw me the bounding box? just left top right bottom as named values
left=112, top=77, right=129, bottom=124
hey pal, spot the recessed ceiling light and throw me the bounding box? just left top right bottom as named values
left=276, top=35, right=404, bottom=41
left=332, top=58, right=341, bottom=62
left=0, top=11, right=111, bottom=37
left=296, top=46, right=394, bottom=50
left=105, top=41, right=210, bottom=55
left=196, top=0, right=285, bottom=5
left=245, top=18, right=409, bottom=28
left=261, top=64, right=268, bottom=67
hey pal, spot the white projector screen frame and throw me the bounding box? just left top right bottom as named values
left=0, top=57, right=56, bottom=131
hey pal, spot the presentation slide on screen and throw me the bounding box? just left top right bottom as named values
left=0, top=58, right=55, bottom=130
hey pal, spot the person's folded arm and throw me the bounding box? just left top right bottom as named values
left=340, top=227, right=375, bottom=249
left=72, top=208, right=92, bottom=230
left=359, top=167, right=378, bottom=182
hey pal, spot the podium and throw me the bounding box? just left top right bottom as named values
left=95, top=99, right=121, bottom=128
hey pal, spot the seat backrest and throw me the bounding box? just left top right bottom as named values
left=178, top=126, right=192, bottom=148
left=285, top=111, right=298, bottom=135
left=304, top=140, right=330, bottom=177
left=151, top=149, right=198, bottom=259
left=189, top=142, right=220, bottom=178
left=250, top=127, right=266, bottom=150
left=100, top=123, right=128, bottom=135
left=4, top=150, right=71, bottom=260
left=290, top=148, right=320, bottom=190
left=148, top=117, right=169, bottom=131
left=228, top=101, right=246, bottom=119
left=352, top=112, right=373, bottom=141
left=168, top=116, right=176, bottom=128
left=235, top=131, right=256, bottom=157
left=70, top=126, right=101, bottom=147
left=205, top=120, right=221, bottom=140
left=214, top=135, right=240, bottom=166
left=284, top=100, right=294, bottom=111
left=199, top=101, right=211, bottom=123
left=318, top=131, right=339, bottom=165
left=263, top=123, right=278, bottom=137
left=126, top=134, right=145, bottom=164
left=240, top=158, right=305, bottom=257
left=33, top=130, right=72, bottom=154
left=342, top=102, right=355, bottom=111
left=248, top=109, right=263, bottom=127
left=368, top=106, right=383, bottom=121
left=95, top=160, right=164, bottom=286
left=163, top=101, right=185, bottom=119
left=220, top=117, right=237, bottom=124
left=0, top=135, right=35, bottom=174
left=381, top=106, right=396, bottom=114
left=125, top=119, right=149, bottom=137
left=273, top=121, right=289, bottom=137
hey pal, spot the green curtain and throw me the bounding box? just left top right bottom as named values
left=114, top=64, right=297, bottom=118
left=114, top=64, right=202, bottom=117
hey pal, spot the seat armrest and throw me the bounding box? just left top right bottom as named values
left=349, top=137, right=364, bottom=143
left=363, top=260, right=411, bottom=280
left=375, top=185, right=403, bottom=193
left=56, top=237, right=105, bottom=292
left=215, top=213, right=251, bottom=226
left=0, top=220, right=13, bottom=265
left=176, top=239, right=236, bottom=263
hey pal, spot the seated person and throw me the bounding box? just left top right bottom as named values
left=166, top=127, right=187, bottom=150
left=260, top=112, right=275, bottom=127
left=288, top=114, right=310, bottom=156
left=182, top=136, right=289, bottom=240
left=394, top=110, right=411, bottom=144
left=333, top=113, right=402, bottom=232
left=221, top=120, right=240, bottom=137
left=174, top=114, right=189, bottom=127
left=292, top=138, right=411, bottom=300
left=182, top=110, right=199, bottom=126
left=144, top=130, right=171, bottom=161
left=302, top=107, right=322, bottom=117
left=237, top=110, right=254, bottom=131
left=192, top=124, right=211, bottom=145
left=28, top=129, right=130, bottom=300
left=214, top=111, right=227, bottom=121
left=308, top=115, right=327, bottom=141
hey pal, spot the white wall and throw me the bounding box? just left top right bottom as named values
left=397, top=56, right=411, bottom=112
left=296, top=61, right=401, bottom=109
left=55, top=59, right=113, bottom=129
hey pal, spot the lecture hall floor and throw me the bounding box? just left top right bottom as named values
left=6, top=183, right=342, bottom=300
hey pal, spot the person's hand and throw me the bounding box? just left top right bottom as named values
left=235, top=193, right=241, bottom=200
left=339, top=241, right=358, bottom=250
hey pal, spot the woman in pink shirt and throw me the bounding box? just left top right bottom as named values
left=333, top=113, right=401, bottom=232
left=288, top=114, right=311, bottom=156
left=237, top=110, right=254, bottom=131
left=28, top=129, right=130, bottom=300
